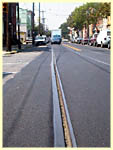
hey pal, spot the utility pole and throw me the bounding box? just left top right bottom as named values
left=6, top=3, right=12, bottom=51
left=41, top=10, right=46, bottom=31
left=32, top=3, right=35, bottom=45
left=17, top=3, right=21, bottom=49
left=39, top=2, right=40, bottom=35
left=6, top=3, right=8, bottom=50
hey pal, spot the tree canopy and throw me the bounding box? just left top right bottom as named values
left=34, top=23, right=51, bottom=37
left=60, top=2, right=110, bottom=32
left=59, top=22, right=70, bottom=38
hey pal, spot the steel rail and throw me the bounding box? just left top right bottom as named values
left=51, top=49, right=65, bottom=147
left=51, top=49, right=77, bottom=147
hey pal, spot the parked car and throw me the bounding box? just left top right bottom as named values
left=108, top=39, right=111, bottom=49
left=71, top=37, right=75, bottom=43
left=26, top=37, right=32, bottom=44
left=70, top=37, right=77, bottom=43
left=81, top=38, right=89, bottom=45
left=42, top=35, right=50, bottom=43
left=74, top=37, right=78, bottom=43
left=35, top=36, right=47, bottom=46
left=62, top=38, right=69, bottom=42
left=88, top=33, right=98, bottom=46
left=96, top=29, right=111, bottom=48
left=77, top=37, right=83, bottom=44
left=46, top=37, right=50, bottom=43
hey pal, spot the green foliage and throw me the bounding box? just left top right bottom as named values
left=34, top=23, right=51, bottom=37
left=66, top=2, right=110, bottom=30
left=34, top=23, right=45, bottom=36
left=59, top=22, right=70, bottom=38
left=97, top=3, right=111, bottom=18
left=59, top=2, right=110, bottom=38
left=45, top=30, right=51, bottom=37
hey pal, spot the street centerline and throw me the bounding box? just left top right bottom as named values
left=62, top=44, right=81, bottom=52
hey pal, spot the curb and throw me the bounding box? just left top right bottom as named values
left=3, top=50, right=18, bottom=56
left=3, top=45, right=33, bottom=56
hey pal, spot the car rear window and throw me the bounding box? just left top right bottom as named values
left=107, top=31, right=111, bottom=36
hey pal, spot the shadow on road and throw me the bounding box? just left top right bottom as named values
left=21, top=45, right=51, bottom=53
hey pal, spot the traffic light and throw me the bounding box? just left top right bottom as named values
left=3, top=3, right=8, bottom=13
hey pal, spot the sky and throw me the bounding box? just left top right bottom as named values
left=19, top=2, right=84, bottom=30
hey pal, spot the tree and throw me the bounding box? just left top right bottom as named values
left=66, top=2, right=111, bottom=32
left=34, top=23, right=45, bottom=36
left=45, top=30, right=51, bottom=37
left=60, top=22, right=70, bottom=39
left=97, top=3, right=111, bottom=18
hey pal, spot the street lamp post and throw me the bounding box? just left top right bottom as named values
left=17, top=3, right=21, bottom=49
left=7, top=3, right=12, bottom=51
left=32, top=3, right=35, bottom=45
left=39, top=2, right=40, bottom=35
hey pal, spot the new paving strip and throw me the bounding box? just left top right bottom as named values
left=51, top=49, right=77, bottom=147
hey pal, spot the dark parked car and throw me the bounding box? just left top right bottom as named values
left=77, top=37, right=83, bottom=44
left=81, top=38, right=89, bottom=45
left=108, top=39, right=111, bottom=49
left=26, top=37, right=32, bottom=44
left=88, top=33, right=98, bottom=46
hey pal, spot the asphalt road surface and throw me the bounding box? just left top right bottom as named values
left=3, top=43, right=110, bottom=147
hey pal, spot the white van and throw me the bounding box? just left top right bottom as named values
left=96, top=29, right=111, bottom=48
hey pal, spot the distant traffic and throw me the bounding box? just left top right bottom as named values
left=25, top=28, right=110, bottom=49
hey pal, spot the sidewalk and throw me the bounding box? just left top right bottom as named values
left=3, top=44, right=33, bottom=56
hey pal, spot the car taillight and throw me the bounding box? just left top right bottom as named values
left=104, top=38, right=106, bottom=40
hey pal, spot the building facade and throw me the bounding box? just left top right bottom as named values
left=3, top=3, right=33, bottom=46
left=82, top=16, right=111, bottom=39
left=3, top=3, right=17, bottom=46
left=16, top=8, right=33, bottom=43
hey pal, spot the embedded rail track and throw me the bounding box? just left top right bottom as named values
left=51, top=49, right=77, bottom=147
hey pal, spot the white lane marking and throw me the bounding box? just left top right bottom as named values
left=71, top=50, right=110, bottom=66
left=82, top=55, right=110, bottom=66
left=3, top=62, right=29, bottom=65
left=89, top=51, right=110, bottom=56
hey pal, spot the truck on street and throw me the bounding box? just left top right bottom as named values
left=51, top=29, right=62, bottom=44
